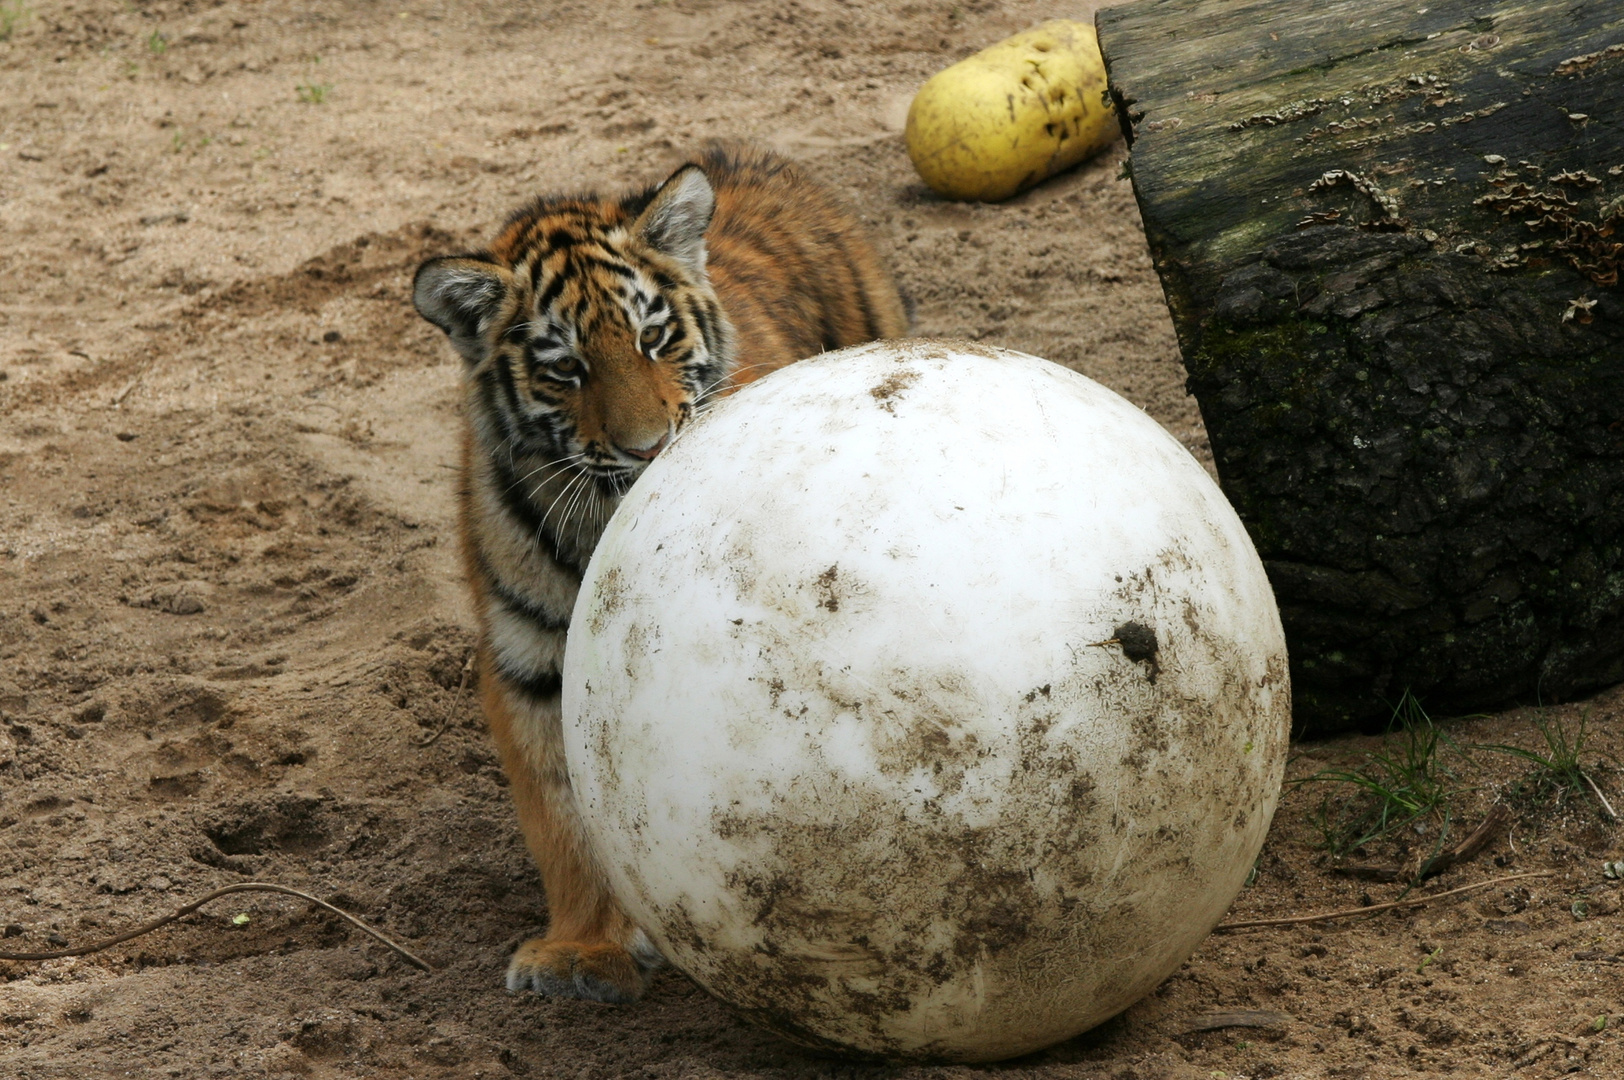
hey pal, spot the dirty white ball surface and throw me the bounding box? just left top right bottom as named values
left=563, top=340, right=1289, bottom=1063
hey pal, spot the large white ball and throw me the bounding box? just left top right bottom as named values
left=563, top=340, right=1289, bottom=1062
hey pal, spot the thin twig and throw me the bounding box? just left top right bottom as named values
left=416, top=652, right=474, bottom=748
left=0, top=882, right=433, bottom=972
left=1214, top=870, right=1555, bottom=932
left=1581, top=771, right=1619, bottom=822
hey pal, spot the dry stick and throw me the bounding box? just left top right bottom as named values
left=0, top=882, right=433, bottom=972
left=1214, top=870, right=1555, bottom=932
left=1581, top=771, right=1619, bottom=822
left=1335, top=804, right=1513, bottom=883
left=1416, top=803, right=1512, bottom=879
left=416, top=653, right=474, bottom=749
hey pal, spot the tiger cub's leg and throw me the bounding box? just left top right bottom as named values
left=481, top=658, right=661, bottom=1003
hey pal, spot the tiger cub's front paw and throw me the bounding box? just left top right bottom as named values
left=506, top=934, right=661, bottom=1004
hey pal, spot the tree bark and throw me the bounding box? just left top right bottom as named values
left=1096, top=0, right=1624, bottom=733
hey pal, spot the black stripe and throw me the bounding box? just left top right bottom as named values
left=850, top=268, right=880, bottom=342
left=707, top=298, right=729, bottom=350
left=486, top=448, right=544, bottom=536
left=497, top=662, right=563, bottom=701
left=488, top=451, right=580, bottom=577
left=478, top=366, right=521, bottom=448
left=582, top=257, right=635, bottom=280
left=475, top=366, right=584, bottom=574
left=476, top=553, right=572, bottom=633
left=534, top=269, right=567, bottom=315
left=818, top=307, right=840, bottom=353
left=726, top=219, right=792, bottom=264
left=689, top=296, right=719, bottom=354
left=492, top=354, right=532, bottom=422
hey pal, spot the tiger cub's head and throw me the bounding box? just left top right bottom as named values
left=413, top=165, right=733, bottom=485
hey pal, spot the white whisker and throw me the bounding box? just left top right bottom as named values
left=696, top=361, right=777, bottom=403
left=509, top=452, right=585, bottom=493
left=538, top=470, right=589, bottom=535
left=564, top=477, right=596, bottom=557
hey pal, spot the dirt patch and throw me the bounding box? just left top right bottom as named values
left=2, top=1, right=1621, bottom=1078
left=868, top=367, right=919, bottom=413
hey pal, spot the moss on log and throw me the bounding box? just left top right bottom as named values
left=1097, top=0, right=1624, bottom=732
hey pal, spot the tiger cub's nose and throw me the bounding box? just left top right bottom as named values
left=620, top=431, right=670, bottom=461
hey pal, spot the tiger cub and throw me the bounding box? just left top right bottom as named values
left=412, top=145, right=909, bottom=1003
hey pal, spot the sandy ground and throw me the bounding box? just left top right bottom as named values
left=2, top=1, right=1622, bottom=1077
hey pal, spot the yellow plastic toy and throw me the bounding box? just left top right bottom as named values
left=906, top=20, right=1119, bottom=202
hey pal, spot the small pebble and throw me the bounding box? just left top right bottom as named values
left=323, top=330, right=342, bottom=343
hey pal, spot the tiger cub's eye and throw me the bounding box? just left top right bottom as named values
left=639, top=324, right=663, bottom=349
left=551, top=354, right=582, bottom=377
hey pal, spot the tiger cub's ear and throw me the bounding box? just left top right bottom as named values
left=633, top=165, right=715, bottom=279
left=413, top=255, right=516, bottom=363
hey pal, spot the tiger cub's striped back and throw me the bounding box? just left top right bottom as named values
left=412, top=145, right=908, bottom=1004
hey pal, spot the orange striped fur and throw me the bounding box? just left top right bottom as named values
left=413, top=146, right=908, bottom=1002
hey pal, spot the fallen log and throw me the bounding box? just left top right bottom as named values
left=1097, top=0, right=1624, bottom=732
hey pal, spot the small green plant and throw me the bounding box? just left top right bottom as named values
left=1476, top=709, right=1616, bottom=818
left=1300, top=692, right=1461, bottom=856
left=0, top=0, right=31, bottom=41
left=295, top=81, right=332, bottom=105
left=146, top=29, right=167, bottom=54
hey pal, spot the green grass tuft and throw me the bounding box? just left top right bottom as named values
left=1299, top=692, right=1463, bottom=856
left=1474, top=709, right=1615, bottom=819
left=296, top=81, right=332, bottom=105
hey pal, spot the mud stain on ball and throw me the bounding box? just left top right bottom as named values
left=814, top=564, right=843, bottom=611
left=586, top=565, right=627, bottom=635
left=1112, top=621, right=1159, bottom=664
left=868, top=367, right=920, bottom=414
